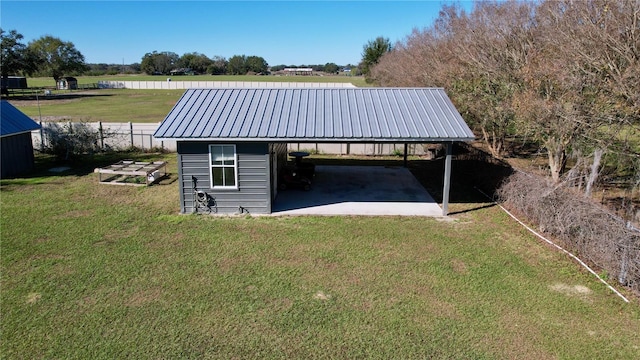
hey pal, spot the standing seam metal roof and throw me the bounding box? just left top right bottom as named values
left=153, top=88, right=475, bottom=142
left=1, top=100, right=41, bottom=137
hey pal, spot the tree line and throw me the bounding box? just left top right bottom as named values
left=369, top=0, right=639, bottom=195
left=1, top=28, right=356, bottom=86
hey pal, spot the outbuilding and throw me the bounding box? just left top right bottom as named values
left=153, top=88, right=475, bottom=215
left=56, top=77, right=78, bottom=90
left=1, top=100, right=41, bottom=178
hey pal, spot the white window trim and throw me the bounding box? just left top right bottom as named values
left=208, top=144, right=239, bottom=190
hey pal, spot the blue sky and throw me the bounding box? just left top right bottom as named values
left=1, top=1, right=473, bottom=66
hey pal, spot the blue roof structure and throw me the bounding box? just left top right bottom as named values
left=154, top=88, right=475, bottom=142
left=1, top=100, right=40, bottom=137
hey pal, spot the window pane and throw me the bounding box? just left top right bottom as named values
left=223, top=145, right=234, bottom=159
left=211, top=146, right=223, bottom=165
left=212, top=168, right=224, bottom=186
left=224, top=167, right=235, bottom=187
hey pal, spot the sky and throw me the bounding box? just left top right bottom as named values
left=1, top=1, right=474, bottom=66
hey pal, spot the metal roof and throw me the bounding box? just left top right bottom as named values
left=154, top=88, right=475, bottom=142
left=1, top=100, right=41, bottom=137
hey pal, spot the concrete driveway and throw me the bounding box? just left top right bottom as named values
left=272, top=165, right=443, bottom=216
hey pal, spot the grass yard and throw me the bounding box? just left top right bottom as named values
left=1, top=153, right=639, bottom=359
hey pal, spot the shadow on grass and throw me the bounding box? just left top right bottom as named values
left=4, top=92, right=113, bottom=102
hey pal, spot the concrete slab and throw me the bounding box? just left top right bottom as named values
left=272, top=165, right=443, bottom=216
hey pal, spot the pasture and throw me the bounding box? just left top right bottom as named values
left=1, top=153, right=638, bottom=359
left=9, top=75, right=367, bottom=123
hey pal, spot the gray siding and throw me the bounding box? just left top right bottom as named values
left=1, top=133, right=35, bottom=178
left=177, top=141, right=271, bottom=214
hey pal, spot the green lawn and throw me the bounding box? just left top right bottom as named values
left=8, top=75, right=367, bottom=123
left=1, top=153, right=638, bottom=359
left=9, top=89, right=184, bottom=123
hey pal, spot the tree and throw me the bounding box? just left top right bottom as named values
left=517, top=0, right=639, bottom=184
left=360, top=36, right=392, bottom=81
left=1, top=29, right=40, bottom=91
left=207, top=55, right=227, bottom=75
left=227, top=55, right=247, bottom=75
left=246, top=55, right=268, bottom=74
left=324, top=62, right=339, bottom=74
left=140, top=51, right=179, bottom=75
left=371, top=2, right=532, bottom=157
left=28, top=35, right=86, bottom=83
left=177, top=52, right=212, bottom=74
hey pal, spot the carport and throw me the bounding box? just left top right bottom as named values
left=272, top=165, right=442, bottom=216
left=154, top=88, right=475, bottom=216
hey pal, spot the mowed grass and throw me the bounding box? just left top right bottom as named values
left=1, top=153, right=639, bottom=359
left=10, top=75, right=367, bottom=123
left=10, top=89, right=183, bottom=123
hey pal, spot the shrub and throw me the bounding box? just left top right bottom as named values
left=41, top=122, right=99, bottom=160
left=497, top=171, right=640, bottom=292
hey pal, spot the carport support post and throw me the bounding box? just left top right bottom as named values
left=442, top=142, right=453, bottom=216
left=403, top=143, right=408, bottom=167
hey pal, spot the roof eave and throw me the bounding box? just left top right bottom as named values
left=153, top=136, right=476, bottom=143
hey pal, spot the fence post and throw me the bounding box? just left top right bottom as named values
left=129, top=122, right=134, bottom=148
left=39, top=121, right=44, bottom=152
left=98, top=121, right=104, bottom=150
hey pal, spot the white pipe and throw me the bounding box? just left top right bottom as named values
left=475, top=187, right=630, bottom=303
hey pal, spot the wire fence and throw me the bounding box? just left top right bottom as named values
left=31, top=121, right=438, bottom=156
left=32, top=121, right=176, bottom=152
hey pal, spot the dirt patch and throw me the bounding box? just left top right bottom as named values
left=53, top=209, right=95, bottom=220
left=549, top=283, right=593, bottom=300
left=26, top=292, right=41, bottom=304
left=125, top=287, right=163, bottom=307
left=313, top=290, right=332, bottom=301
left=451, top=259, right=469, bottom=275
left=95, top=226, right=140, bottom=246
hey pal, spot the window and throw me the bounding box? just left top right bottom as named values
left=209, top=144, right=237, bottom=189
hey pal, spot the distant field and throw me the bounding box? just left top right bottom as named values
left=8, top=75, right=367, bottom=123
left=25, top=74, right=369, bottom=88
left=9, top=89, right=184, bottom=123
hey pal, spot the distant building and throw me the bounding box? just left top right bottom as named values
left=170, top=68, right=195, bottom=76
left=57, top=77, right=78, bottom=90
left=1, top=76, right=28, bottom=90
left=284, top=68, right=313, bottom=76
left=0, top=100, right=41, bottom=178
